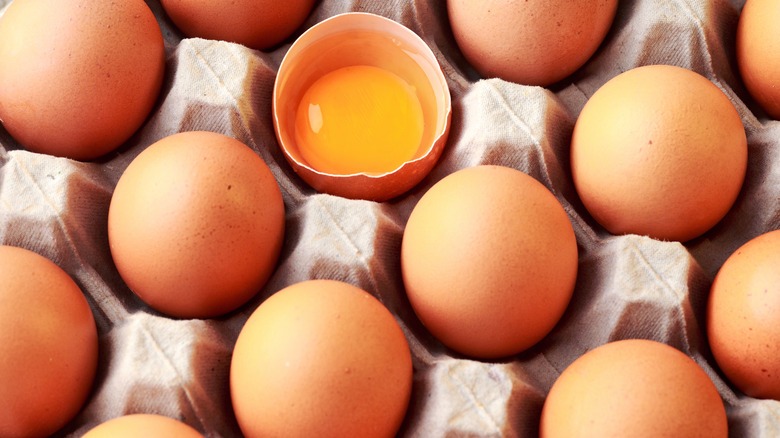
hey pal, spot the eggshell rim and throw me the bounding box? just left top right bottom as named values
left=272, top=12, right=452, bottom=201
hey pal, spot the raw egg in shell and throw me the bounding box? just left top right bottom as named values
left=273, top=12, right=451, bottom=201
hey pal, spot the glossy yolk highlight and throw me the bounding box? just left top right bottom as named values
left=294, top=65, right=424, bottom=175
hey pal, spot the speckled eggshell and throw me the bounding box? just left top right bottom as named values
left=447, top=0, right=618, bottom=86
left=0, top=245, right=99, bottom=438
left=230, top=280, right=413, bottom=438
left=160, top=0, right=316, bottom=50
left=0, top=0, right=165, bottom=160
left=108, top=131, right=285, bottom=319
left=570, top=65, right=747, bottom=242
left=82, top=414, right=205, bottom=438
left=401, top=165, right=578, bottom=359
left=708, top=229, right=780, bottom=400
left=540, top=339, right=728, bottom=438
left=737, top=0, right=780, bottom=119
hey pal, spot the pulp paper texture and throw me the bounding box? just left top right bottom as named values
left=0, top=0, right=777, bottom=436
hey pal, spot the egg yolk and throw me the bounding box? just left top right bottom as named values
left=294, top=65, right=424, bottom=175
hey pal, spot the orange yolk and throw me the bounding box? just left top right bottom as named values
left=294, top=65, right=424, bottom=175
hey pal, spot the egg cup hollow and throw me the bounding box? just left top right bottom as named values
left=273, top=12, right=451, bottom=201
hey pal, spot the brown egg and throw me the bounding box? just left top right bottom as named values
left=570, top=65, right=747, bottom=242
left=0, top=0, right=165, bottom=160
left=108, top=131, right=285, bottom=319
left=708, top=229, right=780, bottom=400
left=82, top=414, right=204, bottom=437
left=160, top=0, right=316, bottom=50
left=401, top=165, right=578, bottom=359
left=447, top=0, right=618, bottom=86
left=230, top=280, right=413, bottom=438
left=273, top=12, right=452, bottom=201
left=737, top=0, right=780, bottom=119
left=0, top=245, right=98, bottom=438
left=540, top=339, right=728, bottom=437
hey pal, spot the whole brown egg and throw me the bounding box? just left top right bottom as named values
left=737, top=0, right=780, bottom=119
left=83, top=414, right=205, bottom=438
left=0, top=245, right=99, bottom=438
left=160, top=0, right=316, bottom=50
left=708, top=229, right=780, bottom=400
left=230, top=280, right=413, bottom=438
left=447, top=0, right=618, bottom=86
left=570, top=65, right=747, bottom=242
left=540, top=339, right=728, bottom=437
left=0, top=0, right=165, bottom=160
left=401, top=165, right=578, bottom=359
left=108, top=131, right=285, bottom=319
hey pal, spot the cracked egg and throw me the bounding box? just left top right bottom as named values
left=273, top=12, right=451, bottom=201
